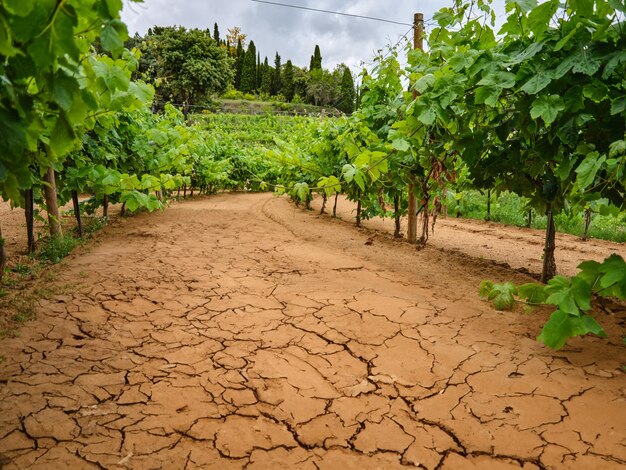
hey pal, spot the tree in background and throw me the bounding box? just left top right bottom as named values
left=310, top=45, right=322, bottom=71
left=256, top=52, right=262, bottom=89
left=293, top=66, right=309, bottom=100
left=226, top=26, right=246, bottom=55
left=260, top=57, right=272, bottom=94
left=234, top=39, right=244, bottom=89
left=337, top=66, right=355, bottom=113
left=271, top=53, right=282, bottom=96
left=307, top=68, right=337, bottom=106
left=213, top=22, right=220, bottom=43
left=140, top=27, right=233, bottom=110
left=282, top=60, right=295, bottom=101
left=240, top=41, right=257, bottom=93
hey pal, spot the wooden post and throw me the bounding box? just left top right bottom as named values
left=72, top=190, right=83, bottom=238
left=25, top=189, right=36, bottom=253
left=0, top=223, right=5, bottom=282
left=394, top=192, right=402, bottom=238
left=356, top=189, right=362, bottom=227
left=407, top=12, right=424, bottom=244
left=43, top=167, right=63, bottom=238
left=582, top=208, right=591, bottom=241
left=541, top=203, right=557, bottom=283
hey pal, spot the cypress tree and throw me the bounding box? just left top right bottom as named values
left=309, top=45, right=322, bottom=71
left=213, top=22, right=220, bottom=43
left=260, top=57, right=272, bottom=94
left=282, top=60, right=295, bottom=101
left=240, top=41, right=257, bottom=93
left=271, top=52, right=282, bottom=95
left=256, top=52, right=261, bottom=89
left=234, top=39, right=244, bottom=89
left=337, top=66, right=356, bottom=113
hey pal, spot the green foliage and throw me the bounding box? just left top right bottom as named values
left=482, top=255, right=625, bottom=349
left=479, top=281, right=517, bottom=310
left=0, top=0, right=140, bottom=203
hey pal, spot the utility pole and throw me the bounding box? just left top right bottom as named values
left=407, top=12, right=424, bottom=244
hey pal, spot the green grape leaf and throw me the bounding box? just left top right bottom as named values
left=527, top=0, right=558, bottom=37
left=608, top=140, right=625, bottom=158
left=610, top=96, right=625, bottom=115
left=575, top=151, right=604, bottom=190
left=475, top=85, right=502, bottom=107
left=608, top=0, right=626, bottom=12
left=597, top=254, right=626, bottom=292
left=104, top=0, right=123, bottom=18
left=506, top=0, right=538, bottom=13
left=520, top=72, right=552, bottom=94
left=478, top=71, right=516, bottom=89
left=293, top=182, right=309, bottom=202
left=414, top=74, right=435, bottom=93
left=48, top=114, right=76, bottom=158
left=51, top=74, right=79, bottom=111
left=486, top=282, right=517, bottom=311
left=479, top=280, right=494, bottom=299
left=537, top=310, right=605, bottom=350
left=517, top=282, right=548, bottom=304
left=3, top=0, right=35, bottom=16
left=530, top=94, right=565, bottom=125
left=582, top=82, right=609, bottom=103
left=417, top=107, right=436, bottom=125
left=508, top=41, right=544, bottom=65
left=101, top=19, right=127, bottom=56
left=572, top=53, right=602, bottom=76
left=392, top=138, right=410, bottom=152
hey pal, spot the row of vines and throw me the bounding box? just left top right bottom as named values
left=262, top=0, right=626, bottom=350
left=0, top=0, right=296, bottom=269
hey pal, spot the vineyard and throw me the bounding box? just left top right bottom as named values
left=0, top=0, right=625, bottom=468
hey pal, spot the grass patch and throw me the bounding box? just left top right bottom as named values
left=452, top=190, right=626, bottom=243
left=11, top=263, right=33, bottom=276
left=36, top=234, right=82, bottom=264
left=0, top=295, right=36, bottom=338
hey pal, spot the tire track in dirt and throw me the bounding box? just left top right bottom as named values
left=0, top=193, right=624, bottom=469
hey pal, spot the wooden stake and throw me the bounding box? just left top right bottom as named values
left=72, top=191, right=83, bottom=237
left=407, top=13, right=424, bottom=244
left=25, top=189, right=36, bottom=253
left=43, top=167, right=62, bottom=238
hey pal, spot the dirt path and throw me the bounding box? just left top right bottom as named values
left=0, top=193, right=624, bottom=469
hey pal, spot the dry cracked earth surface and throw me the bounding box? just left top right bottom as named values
left=0, top=193, right=625, bottom=469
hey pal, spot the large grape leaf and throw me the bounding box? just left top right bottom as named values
left=530, top=94, right=565, bottom=125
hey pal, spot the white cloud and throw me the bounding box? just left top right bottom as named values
left=121, top=0, right=503, bottom=73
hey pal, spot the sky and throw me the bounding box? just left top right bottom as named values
left=121, top=0, right=460, bottom=73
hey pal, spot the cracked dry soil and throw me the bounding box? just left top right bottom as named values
left=0, top=192, right=624, bottom=469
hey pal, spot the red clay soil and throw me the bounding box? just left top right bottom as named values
left=0, top=192, right=625, bottom=469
